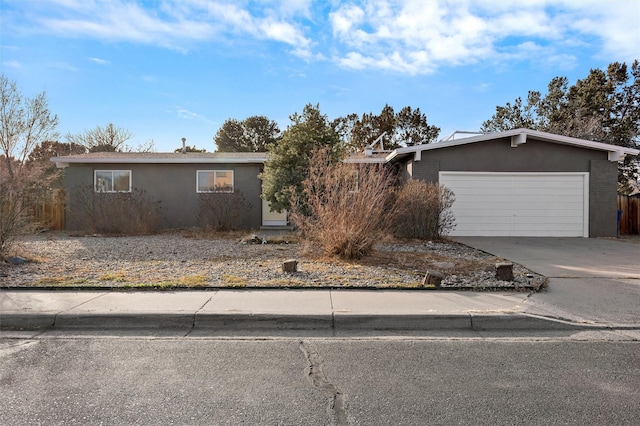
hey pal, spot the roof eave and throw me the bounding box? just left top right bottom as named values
left=389, top=128, right=640, bottom=162
left=50, top=156, right=268, bottom=168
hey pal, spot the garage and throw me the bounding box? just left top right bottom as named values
left=385, top=128, right=638, bottom=237
left=439, top=172, right=589, bottom=237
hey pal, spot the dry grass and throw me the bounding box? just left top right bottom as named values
left=99, top=272, right=128, bottom=282
left=222, top=274, right=248, bottom=287
left=177, top=274, right=209, bottom=286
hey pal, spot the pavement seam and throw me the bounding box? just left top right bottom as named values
left=329, top=289, right=336, bottom=335
left=190, top=291, right=217, bottom=334
left=52, top=292, right=111, bottom=329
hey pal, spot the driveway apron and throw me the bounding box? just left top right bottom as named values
left=454, top=237, right=640, bottom=327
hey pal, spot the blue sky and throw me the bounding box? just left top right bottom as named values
left=2, top=0, right=639, bottom=152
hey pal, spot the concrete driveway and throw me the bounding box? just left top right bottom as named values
left=454, top=237, right=640, bottom=327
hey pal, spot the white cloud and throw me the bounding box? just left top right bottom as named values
left=88, top=57, right=111, bottom=65
left=565, top=0, right=640, bottom=60
left=328, top=0, right=639, bottom=74
left=175, top=107, right=213, bottom=125
left=19, top=0, right=313, bottom=57
left=3, top=59, right=22, bottom=69
left=6, top=0, right=638, bottom=74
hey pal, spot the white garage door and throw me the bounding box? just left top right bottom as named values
left=439, top=172, right=589, bottom=237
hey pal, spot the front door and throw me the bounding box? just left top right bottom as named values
left=262, top=198, right=287, bottom=226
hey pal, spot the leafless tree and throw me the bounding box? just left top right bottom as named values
left=66, top=123, right=133, bottom=152
left=0, top=75, right=59, bottom=258
left=0, top=75, right=59, bottom=179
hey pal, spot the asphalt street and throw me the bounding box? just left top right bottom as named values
left=1, top=334, right=639, bottom=425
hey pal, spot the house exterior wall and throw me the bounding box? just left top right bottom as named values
left=589, top=159, right=617, bottom=237
left=401, top=137, right=618, bottom=237
left=64, top=162, right=263, bottom=231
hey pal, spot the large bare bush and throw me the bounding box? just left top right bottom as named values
left=197, top=192, right=252, bottom=231
left=393, top=180, right=456, bottom=240
left=0, top=75, right=58, bottom=258
left=291, top=148, right=397, bottom=259
left=0, top=163, right=61, bottom=258
left=0, top=175, right=28, bottom=259
left=71, top=185, right=164, bottom=235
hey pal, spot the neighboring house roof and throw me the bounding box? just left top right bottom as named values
left=386, top=128, right=640, bottom=163
left=51, top=151, right=268, bottom=168
left=343, top=152, right=389, bottom=164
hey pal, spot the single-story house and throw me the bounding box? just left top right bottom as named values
left=52, top=128, right=639, bottom=237
left=51, top=151, right=286, bottom=231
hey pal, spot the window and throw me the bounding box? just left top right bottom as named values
left=95, top=170, right=131, bottom=193
left=197, top=170, right=234, bottom=193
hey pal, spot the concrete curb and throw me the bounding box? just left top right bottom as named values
left=1, top=313, right=56, bottom=330
left=54, top=313, right=195, bottom=330
left=470, top=313, right=586, bottom=331
left=3, top=312, right=639, bottom=332
left=194, top=313, right=334, bottom=330
left=334, top=314, right=472, bottom=330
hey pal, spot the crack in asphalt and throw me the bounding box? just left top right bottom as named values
left=299, top=340, right=350, bottom=426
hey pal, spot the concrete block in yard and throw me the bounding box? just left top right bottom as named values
left=422, top=270, right=444, bottom=287
left=495, top=262, right=514, bottom=281
left=282, top=259, right=298, bottom=273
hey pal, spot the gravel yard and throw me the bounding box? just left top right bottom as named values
left=0, top=231, right=545, bottom=290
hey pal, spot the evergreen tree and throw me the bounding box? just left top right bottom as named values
left=260, top=104, right=342, bottom=213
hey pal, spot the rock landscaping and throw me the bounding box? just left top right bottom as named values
left=0, top=231, right=546, bottom=290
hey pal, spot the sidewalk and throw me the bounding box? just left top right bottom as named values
left=0, top=288, right=615, bottom=334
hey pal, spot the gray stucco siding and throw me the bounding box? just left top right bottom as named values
left=407, top=138, right=608, bottom=175
left=64, top=165, right=92, bottom=231
left=402, top=137, right=618, bottom=237
left=588, top=160, right=618, bottom=237
left=64, top=162, right=263, bottom=231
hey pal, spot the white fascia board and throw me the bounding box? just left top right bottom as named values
left=343, top=157, right=386, bottom=164
left=49, top=156, right=268, bottom=165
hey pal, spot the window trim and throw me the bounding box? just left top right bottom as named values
left=196, top=170, right=234, bottom=193
left=94, top=170, right=132, bottom=193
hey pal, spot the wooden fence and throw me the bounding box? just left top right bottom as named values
left=27, top=188, right=65, bottom=230
left=618, top=194, right=640, bottom=235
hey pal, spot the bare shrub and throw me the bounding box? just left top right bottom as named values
left=291, top=148, right=398, bottom=260
left=71, top=185, right=164, bottom=234
left=0, top=167, right=51, bottom=259
left=197, top=192, right=252, bottom=231
left=393, top=180, right=456, bottom=240
left=0, top=179, right=27, bottom=259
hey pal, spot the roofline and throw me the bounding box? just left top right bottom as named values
left=51, top=154, right=268, bottom=168
left=386, top=128, right=640, bottom=162
left=343, top=156, right=387, bottom=164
